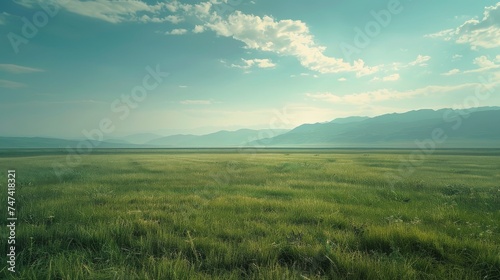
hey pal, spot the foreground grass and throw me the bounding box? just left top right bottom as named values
left=1, top=149, right=499, bottom=279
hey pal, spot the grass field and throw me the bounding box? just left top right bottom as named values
left=1, top=149, right=499, bottom=279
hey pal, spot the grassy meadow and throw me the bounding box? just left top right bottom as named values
left=1, top=149, right=499, bottom=279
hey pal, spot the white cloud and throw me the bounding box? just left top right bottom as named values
left=473, top=55, right=496, bottom=68
left=370, top=74, right=400, bottom=82
left=442, top=56, right=499, bottom=75
left=164, top=15, right=184, bottom=24
left=61, top=0, right=164, bottom=23
left=179, top=85, right=188, bottom=88
left=306, top=92, right=344, bottom=103
left=383, top=73, right=400, bottom=81
left=442, top=69, right=460, bottom=76
left=408, top=55, right=431, bottom=67
left=0, top=64, right=44, bottom=74
left=390, top=55, right=432, bottom=70
left=12, top=1, right=385, bottom=77
left=15, top=0, right=171, bottom=23
left=291, top=73, right=318, bottom=78
left=424, top=28, right=455, bottom=40
left=166, top=28, right=188, bottom=35
left=461, top=56, right=500, bottom=74
left=452, top=54, right=463, bottom=61
left=193, top=25, right=205, bottom=33
left=139, top=14, right=184, bottom=23
left=189, top=9, right=379, bottom=76
left=338, top=77, right=347, bottom=82
left=180, top=99, right=212, bottom=105
left=306, top=83, right=476, bottom=105
left=231, top=58, right=276, bottom=69
left=425, top=2, right=500, bottom=49
left=165, top=2, right=178, bottom=12
left=0, top=79, right=26, bottom=88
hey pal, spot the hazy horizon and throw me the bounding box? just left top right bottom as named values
left=1, top=0, right=500, bottom=139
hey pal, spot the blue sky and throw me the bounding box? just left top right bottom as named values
left=1, top=0, right=499, bottom=138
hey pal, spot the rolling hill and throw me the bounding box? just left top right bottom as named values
left=146, top=129, right=289, bottom=147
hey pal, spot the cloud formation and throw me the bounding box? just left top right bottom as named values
left=408, top=55, right=431, bottom=67
left=0, top=79, right=26, bottom=88
left=231, top=58, right=276, bottom=69
left=426, top=2, right=500, bottom=49
left=11, top=0, right=390, bottom=76
left=389, top=55, right=431, bottom=71
left=148, top=0, right=382, bottom=76
left=180, top=99, right=212, bottom=105
left=0, top=64, right=44, bottom=73
left=193, top=25, right=205, bottom=33
left=383, top=74, right=400, bottom=81
left=442, top=69, right=460, bottom=76
left=306, top=83, right=476, bottom=105
left=14, top=0, right=173, bottom=23
left=166, top=28, right=188, bottom=35
left=199, top=10, right=379, bottom=76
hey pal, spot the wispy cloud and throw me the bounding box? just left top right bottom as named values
left=12, top=0, right=36, bottom=8
left=383, top=74, right=400, bottom=81
left=164, top=15, right=184, bottom=24
left=230, top=58, right=276, bottom=69
left=33, top=99, right=107, bottom=105
left=389, top=55, right=432, bottom=71
left=442, top=56, right=500, bottom=75
left=290, top=73, right=318, bottom=78
left=371, top=73, right=400, bottom=82
left=425, top=2, right=500, bottom=49
left=14, top=0, right=168, bottom=23
left=370, top=73, right=400, bottom=82
left=306, top=83, right=476, bottom=105
left=165, top=28, right=188, bottom=35
left=442, top=69, right=460, bottom=76
left=408, top=55, right=431, bottom=67
left=424, top=28, right=455, bottom=40
left=0, top=79, right=27, bottom=88
left=0, top=64, right=44, bottom=74
left=140, top=14, right=184, bottom=24
left=180, top=99, right=212, bottom=105
left=462, top=56, right=500, bottom=74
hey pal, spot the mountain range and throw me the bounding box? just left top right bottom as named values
left=1, top=107, right=499, bottom=149
left=252, top=107, right=500, bottom=148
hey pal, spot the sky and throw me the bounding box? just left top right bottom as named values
left=0, top=0, right=499, bottom=138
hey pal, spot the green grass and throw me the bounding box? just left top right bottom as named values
left=1, top=149, right=499, bottom=279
